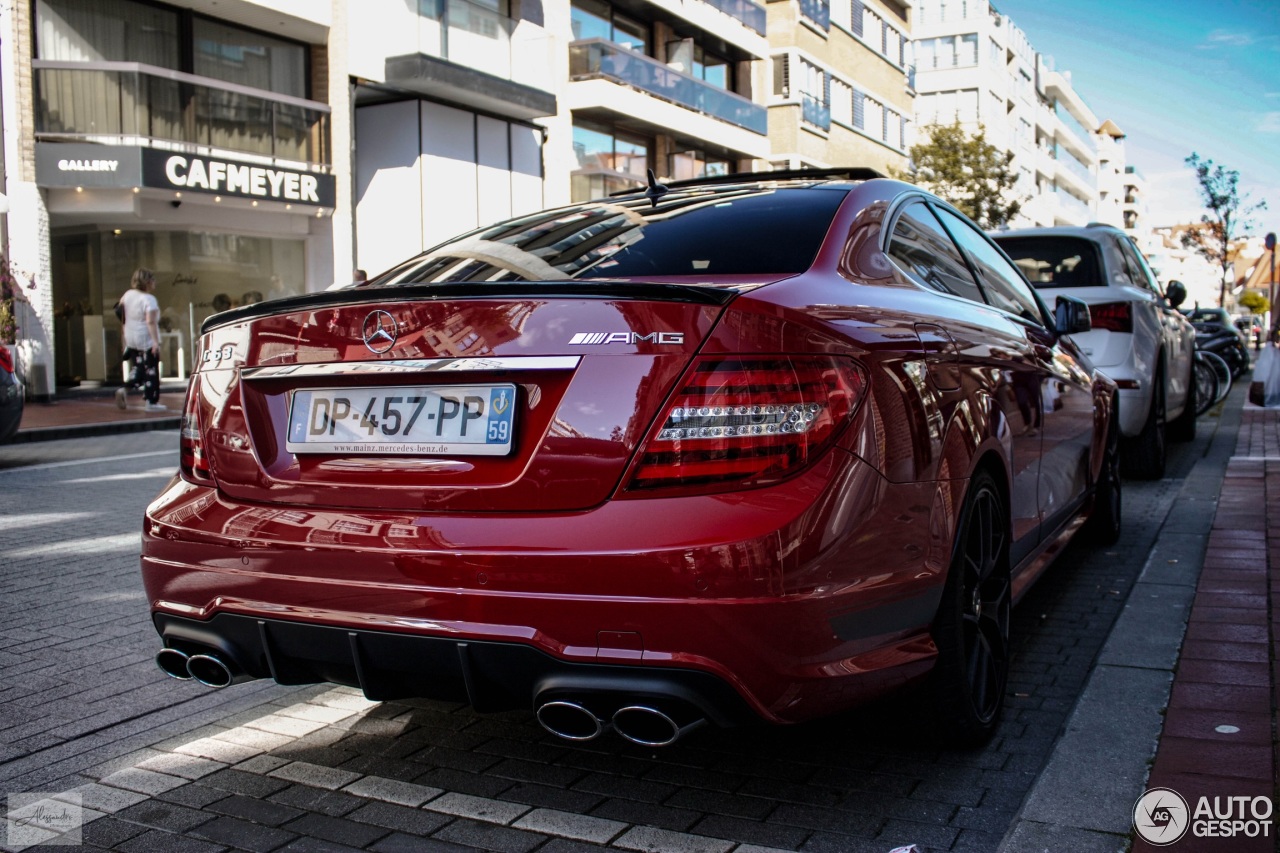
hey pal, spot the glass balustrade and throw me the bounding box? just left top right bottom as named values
left=418, top=0, right=554, bottom=91
left=35, top=61, right=330, bottom=167
left=801, top=95, right=831, bottom=131
left=799, top=0, right=830, bottom=30
left=701, top=0, right=766, bottom=35
left=569, top=39, right=767, bottom=135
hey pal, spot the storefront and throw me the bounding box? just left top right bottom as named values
left=38, top=144, right=333, bottom=385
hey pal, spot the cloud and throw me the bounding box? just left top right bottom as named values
left=1203, top=29, right=1259, bottom=48
left=1258, top=112, right=1280, bottom=133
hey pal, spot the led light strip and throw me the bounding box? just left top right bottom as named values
left=656, top=403, right=823, bottom=441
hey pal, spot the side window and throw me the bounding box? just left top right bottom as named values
left=886, top=200, right=985, bottom=304
left=1119, top=236, right=1164, bottom=297
left=1101, top=237, right=1137, bottom=288
left=933, top=207, right=1046, bottom=325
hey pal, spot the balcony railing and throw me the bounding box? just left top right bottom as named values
left=801, top=95, right=831, bottom=130
left=418, top=0, right=554, bottom=91
left=702, top=0, right=767, bottom=35
left=569, top=39, right=767, bottom=135
left=34, top=60, right=330, bottom=167
left=799, top=0, right=830, bottom=30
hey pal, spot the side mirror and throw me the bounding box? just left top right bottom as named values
left=1055, top=295, right=1092, bottom=336
left=1165, top=280, right=1187, bottom=308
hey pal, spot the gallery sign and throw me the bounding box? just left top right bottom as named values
left=35, top=143, right=334, bottom=208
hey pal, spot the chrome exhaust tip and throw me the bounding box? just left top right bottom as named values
left=535, top=701, right=609, bottom=741
left=612, top=705, right=705, bottom=747
left=154, top=648, right=192, bottom=680
left=186, top=653, right=234, bottom=688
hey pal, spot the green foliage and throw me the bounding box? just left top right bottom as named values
left=896, top=122, right=1023, bottom=229
left=0, top=257, right=23, bottom=345
left=1182, top=152, right=1267, bottom=307
left=1238, top=289, right=1270, bottom=315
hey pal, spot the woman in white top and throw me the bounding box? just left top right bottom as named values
left=115, top=268, right=165, bottom=411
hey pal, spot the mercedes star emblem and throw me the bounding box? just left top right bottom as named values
left=362, top=310, right=398, bottom=354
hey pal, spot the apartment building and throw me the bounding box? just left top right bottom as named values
left=4, top=0, right=337, bottom=395
left=764, top=0, right=914, bottom=175
left=910, top=0, right=1100, bottom=228
left=3, top=0, right=773, bottom=393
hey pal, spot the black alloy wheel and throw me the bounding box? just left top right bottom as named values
left=1085, top=401, right=1123, bottom=544
left=929, top=471, right=1011, bottom=745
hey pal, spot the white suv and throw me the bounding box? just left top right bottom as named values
left=993, top=225, right=1196, bottom=479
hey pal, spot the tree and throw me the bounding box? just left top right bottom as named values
left=1238, top=289, right=1270, bottom=316
left=897, top=122, right=1022, bottom=229
left=1182, top=152, right=1266, bottom=307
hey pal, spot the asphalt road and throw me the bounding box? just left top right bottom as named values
left=0, top=425, right=1218, bottom=852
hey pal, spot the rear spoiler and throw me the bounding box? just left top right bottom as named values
left=202, top=281, right=738, bottom=335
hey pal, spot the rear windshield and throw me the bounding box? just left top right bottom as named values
left=362, top=187, right=850, bottom=286
left=993, top=236, right=1104, bottom=288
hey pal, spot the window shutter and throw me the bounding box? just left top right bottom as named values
left=773, top=54, right=789, bottom=97
left=853, top=89, right=865, bottom=129
left=851, top=0, right=863, bottom=37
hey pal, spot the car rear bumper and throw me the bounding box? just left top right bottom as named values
left=142, top=452, right=954, bottom=725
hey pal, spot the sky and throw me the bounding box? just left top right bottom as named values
left=990, top=0, right=1279, bottom=233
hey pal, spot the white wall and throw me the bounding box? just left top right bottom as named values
left=355, top=101, right=546, bottom=275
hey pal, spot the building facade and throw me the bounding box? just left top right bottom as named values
left=763, top=0, right=914, bottom=175
left=910, top=0, right=1100, bottom=229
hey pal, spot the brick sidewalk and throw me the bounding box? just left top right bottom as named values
left=12, top=384, right=187, bottom=442
left=1134, top=404, right=1280, bottom=851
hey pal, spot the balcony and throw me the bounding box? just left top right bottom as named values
left=569, top=39, right=767, bottom=135
left=799, top=0, right=830, bottom=30
left=802, top=95, right=831, bottom=130
left=703, top=0, right=766, bottom=35
left=34, top=60, right=330, bottom=167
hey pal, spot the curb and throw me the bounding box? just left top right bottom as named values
left=11, top=417, right=183, bottom=444
left=997, top=388, right=1245, bottom=851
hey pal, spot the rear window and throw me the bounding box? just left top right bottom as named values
left=993, top=236, right=1104, bottom=288
left=366, top=187, right=850, bottom=285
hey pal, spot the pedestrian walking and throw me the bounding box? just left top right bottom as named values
left=114, top=267, right=166, bottom=411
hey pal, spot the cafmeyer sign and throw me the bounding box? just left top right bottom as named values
left=143, top=149, right=335, bottom=207
left=35, top=143, right=334, bottom=208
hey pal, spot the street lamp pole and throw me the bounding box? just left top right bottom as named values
left=1267, top=232, right=1277, bottom=341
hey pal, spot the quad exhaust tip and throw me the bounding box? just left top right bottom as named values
left=154, top=648, right=192, bottom=680
left=535, top=701, right=608, bottom=741
left=154, top=648, right=238, bottom=688
left=612, top=705, right=704, bottom=748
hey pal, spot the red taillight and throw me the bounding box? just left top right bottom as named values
left=1088, top=301, right=1132, bottom=333
left=0, top=345, right=12, bottom=374
left=179, top=378, right=212, bottom=482
left=624, top=356, right=868, bottom=495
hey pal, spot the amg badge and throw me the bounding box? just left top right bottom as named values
left=569, top=332, right=685, bottom=345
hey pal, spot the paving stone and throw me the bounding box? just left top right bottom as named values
left=99, top=767, right=189, bottom=796
left=191, top=815, right=300, bottom=852
left=53, top=783, right=149, bottom=814
left=425, top=791, right=531, bottom=825
left=511, top=808, right=626, bottom=843
left=281, top=813, right=392, bottom=848
left=369, top=832, right=477, bottom=853
left=269, top=761, right=363, bottom=791
left=267, top=786, right=365, bottom=818
left=114, top=799, right=217, bottom=833
left=346, top=800, right=452, bottom=835
left=200, top=769, right=292, bottom=799
left=246, top=714, right=329, bottom=738
left=172, top=737, right=263, bottom=764
left=115, top=827, right=229, bottom=853
left=134, top=753, right=227, bottom=780
left=340, top=775, right=443, bottom=807
left=157, top=784, right=235, bottom=810
left=206, top=793, right=306, bottom=827
left=613, top=825, right=735, bottom=853
left=432, top=817, right=548, bottom=853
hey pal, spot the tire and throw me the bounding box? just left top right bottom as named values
left=1085, top=402, right=1122, bottom=545
left=1123, top=372, right=1166, bottom=480
left=1193, top=354, right=1219, bottom=417
left=1167, top=359, right=1197, bottom=442
left=928, top=470, right=1011, bottom=746
left=1200, top=351, right=1232, bottom=404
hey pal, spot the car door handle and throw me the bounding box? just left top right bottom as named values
left=1033, top=344, right=1054, bottom=361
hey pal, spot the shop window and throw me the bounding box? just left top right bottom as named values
left=193, top=18, right=307, bottom=98
left=36, top=0, right=179, bottom=67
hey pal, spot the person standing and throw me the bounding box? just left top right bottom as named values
left=115, top=268, right=166, bottom=411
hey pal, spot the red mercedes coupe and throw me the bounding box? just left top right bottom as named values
left=143, top=171, right=1119, bottom=746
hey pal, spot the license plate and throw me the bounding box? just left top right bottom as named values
left=286, top=384, right=517, bottom=455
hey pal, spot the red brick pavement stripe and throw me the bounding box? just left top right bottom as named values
left=1134, top=408, right=1279, bottom=853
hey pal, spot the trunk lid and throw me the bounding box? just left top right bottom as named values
left=195, top=285, right=735, bottom=512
